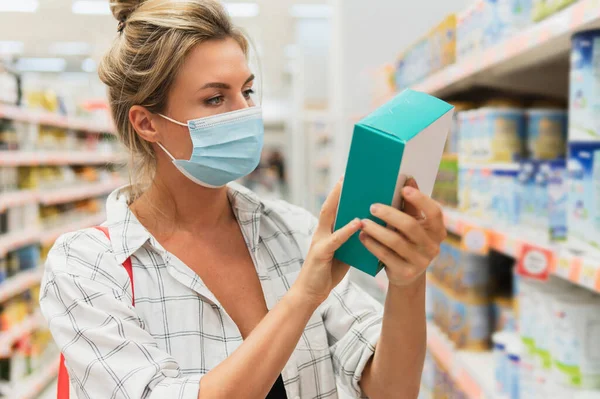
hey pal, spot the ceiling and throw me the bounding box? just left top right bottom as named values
left=0, top=0, right=328, bottom=98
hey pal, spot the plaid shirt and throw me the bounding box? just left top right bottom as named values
left=40, top=184, right=383, bottom=399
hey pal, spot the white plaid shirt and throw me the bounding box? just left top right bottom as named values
left=40, top=184, right=383, bottom=399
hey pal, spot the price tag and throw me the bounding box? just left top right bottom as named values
left=569, top=258, right=582, bottom=282
left=556, top=256, right=571, bottom=278
left=517, top=244, right=554, bottom=281
left=580, top=261, right=596, bottom=291
left=461, top=225, right=490, bottom=255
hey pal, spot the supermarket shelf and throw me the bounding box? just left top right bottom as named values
left=39, top=179, right=125, bottom=206
left=0, top=179, right=125, bottom=210
left=427, top=322, right=496, bottom=399
left=0, top=269, right=44, bottom=303
left=0, top=190, right=37, bottom=212
left=0, top=311, right=44, bottom=357
left=0, top=151, right=126, bottom=166
left=40, top=213, right=106, bottom=246
left=443, top=207, right=600, bottom=293
left=413, top=0, right=600, bottom=97
left=0, top=104, right=115, bottom=134
left=12, top=356, right=60, bottom=399
left=0, top=229, right=40, bottom=257
left=0, top=212, right=106, bottom=256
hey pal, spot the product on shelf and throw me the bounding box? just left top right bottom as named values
left=0, top=203, right=39, bottom=235
left=394, top=14, right=457, bottom=89
left=429, top=238, right=496, bottom=351
left=0, top=246, right=40, bottom=286
left=0, top=167, right=18, bottom=193
left=515, top=275, right=600, bottom=396
left=567, top=141, right=600, bottom=249
left=570, top=29, right=600, bottom=142
left=526, top=108, right=568, bottom=160
left=0, top=119, right=18, bottom=151
left=457, top=0, right=533, bottom=62
left=446, top=101, right=476, bottom=155
left=457, top=105, right=527, bottom=164
left=532, top=0, right=578, bottom=22
left=491, top=164, right=520, bottom=225
left=432, top=154, right=459, bottom=208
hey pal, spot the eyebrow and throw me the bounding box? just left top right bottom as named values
left=199, top=74, right=255, bottom=91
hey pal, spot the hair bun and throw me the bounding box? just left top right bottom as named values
left=110, top=0, right=145, bottom=21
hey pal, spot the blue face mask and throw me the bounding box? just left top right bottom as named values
left=157, top=106, right=264, bottom=188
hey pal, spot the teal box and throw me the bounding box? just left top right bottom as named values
left=334, top=89, right=454, bottom=276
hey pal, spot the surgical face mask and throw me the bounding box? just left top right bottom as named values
left=157, top=106, right=264, bottom=188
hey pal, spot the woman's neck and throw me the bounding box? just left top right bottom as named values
left=130, top=167, right=235, bottom=236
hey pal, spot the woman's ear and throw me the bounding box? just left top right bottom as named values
left=129, top=105, right=161, bottom=143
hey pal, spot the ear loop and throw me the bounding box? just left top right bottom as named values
left=156, top=113, right=188, bottom=161
left=158, top=113, right=188, bottom=127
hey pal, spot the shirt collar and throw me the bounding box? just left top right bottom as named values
left=105, top=182, right=263, bottom=264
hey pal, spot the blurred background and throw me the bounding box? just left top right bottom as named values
left=1, top=0, right=600, bottom=398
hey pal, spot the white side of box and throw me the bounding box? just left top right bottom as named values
left=396, top=110, right=454, bottom=198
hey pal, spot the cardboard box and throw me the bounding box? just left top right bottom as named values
left=334, top=89, right=454, bottom=276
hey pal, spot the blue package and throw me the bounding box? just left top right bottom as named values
left=568, top=142, right=600, bottom=249
left=517, top=160, right=538, bottom=227
left=546, top=159, right=568, bottom=241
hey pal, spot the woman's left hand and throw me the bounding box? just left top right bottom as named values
left=359, top=182, right=446, bottom=288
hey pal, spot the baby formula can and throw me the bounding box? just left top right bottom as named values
left=570, top=29, right=600, bottom=142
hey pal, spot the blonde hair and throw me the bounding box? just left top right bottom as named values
left=99, top=0, right=249, bottom=200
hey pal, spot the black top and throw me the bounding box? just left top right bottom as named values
left=266, top=374, right=288, bottom=399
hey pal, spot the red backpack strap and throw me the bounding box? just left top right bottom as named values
left=57, top=226, right=134, bottom=399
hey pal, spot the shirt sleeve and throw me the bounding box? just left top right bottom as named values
left=39, top=229, right=202, bottom=399
left=304, top=214, right=384, bottom=398
left=321, top=275, right=383, bottom=398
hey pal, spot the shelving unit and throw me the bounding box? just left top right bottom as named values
left=373, top=2, right=600, bottom=398
left=11, top=356, right=60, bottom=399
left=0, top=104, right=115, bottom=135
left=0, top=311, right=44, bottom=357
left=0, top=179, right=125, bottom=211
left=443, top=208, right=600, bottom=293
left=0, top=151, right=126, bottom=166
left=427, top=322, right=496, bottom=399
left=412, top=0, right=600, bottom=98
left=0, top=269, right=44, bottom=303
left=0, top=102, right=122, bottom=397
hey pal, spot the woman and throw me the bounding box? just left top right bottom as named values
left=40, top=1, right=446, bottom=398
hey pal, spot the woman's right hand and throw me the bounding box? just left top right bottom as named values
left=293, top=178, right=363, bottom=307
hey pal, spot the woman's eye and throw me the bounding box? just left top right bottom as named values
left=206, top=96, right=224, bottom=106
left=243, top=89, right=255, bottom=99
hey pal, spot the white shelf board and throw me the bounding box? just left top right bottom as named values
left=0, top=212, right=106, bottom=256
left=38, top=180, right=125, bottom=206
left=11, top=356, right=60, bottom=399
left=0, top=104, right=115, bottom=134
left=443, top=207, right=600, bottom=294
left=0, top=311, right=44, bottom=357
left=40, top=213, right=106, bottom=246
left=427, top=322, right=496, bottom=399
left=0, top=269, right=44, bottom=303
left=412, top=0, right=600, bottom=98
left=0, top=179, right=124, bottom=211
left=0, top=151, right=126, bottom=166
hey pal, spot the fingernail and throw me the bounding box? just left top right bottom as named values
left=404, top=186, right=416, bottom=196
left=339, top=174, right=345, bottom=182
left=353, top=218, right=362, bottom=228
left=370, top=204, right=380, bottom=214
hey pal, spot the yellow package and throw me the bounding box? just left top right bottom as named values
left=447, top=291, right=491, bottom=351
